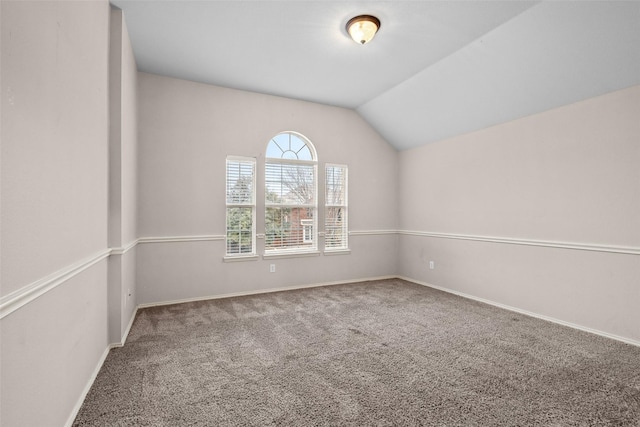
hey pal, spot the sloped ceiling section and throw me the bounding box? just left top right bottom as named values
left=359, top=1, right=640, bottom=150
left=112, top=1, right=640, bottom=151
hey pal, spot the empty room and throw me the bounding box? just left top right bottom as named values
left=1, top=0, right=639, bottom=426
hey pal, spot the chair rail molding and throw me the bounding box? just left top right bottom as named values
left=137, top=234, right=225, bottom=244
left=3, top=229, right=635, bottom=319
left=0, top=249, right=112, bottom=319
left=398, top=230, right=639, bottom=255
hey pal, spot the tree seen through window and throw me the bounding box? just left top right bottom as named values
left=265, top=133, right=317, bottom=252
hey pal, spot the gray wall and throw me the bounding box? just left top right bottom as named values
left=136, top=73, right=399, bottom=305
left=397, top=85, right=640, bottom=343
left=1, top=1, right=111, bottom=426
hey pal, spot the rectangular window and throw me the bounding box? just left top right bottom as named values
left=325, top=164, right=348, bottom=250
left=265, top=161, right=317, bottom=252
left=226, top=157, right=256, bottom=256
left=302, top=219, right=314, bottom=243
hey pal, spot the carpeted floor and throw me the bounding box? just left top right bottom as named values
left=74, top=279, right=640, bottom=426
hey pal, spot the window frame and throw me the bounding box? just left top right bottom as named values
left=264, top=132, right=318, bottom=255
left=225, top=156, right=257, bottom=258
left=324, top=163, right=349, bottom=252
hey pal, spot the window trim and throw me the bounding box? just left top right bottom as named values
left=264, top=132, right=318, bottom=254
left=262, top=250, right=321, bottom=260
left=223, top=254, right=260, bottom=262
left=225, top=156, right=257, bottom=257
left=324, top=163, right=348, bottom=251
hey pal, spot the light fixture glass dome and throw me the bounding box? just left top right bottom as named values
left=346, top=15, right=380, bottom=45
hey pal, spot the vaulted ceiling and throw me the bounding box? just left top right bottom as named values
left=111, top=0, right=640, bottom=150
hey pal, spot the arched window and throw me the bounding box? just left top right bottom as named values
left=265, top=132, right=317, bottom=252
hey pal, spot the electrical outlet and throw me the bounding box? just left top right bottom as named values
left=429, top=261, right=435, bottom=270
left=270, top=264, right=276, bottom=273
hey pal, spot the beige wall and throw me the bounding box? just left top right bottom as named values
left=1, top=264, right=109, bottom=426
left=0, top=1, right=111, bottom=426
left=108, top=8, right=138, bottom=345
left=137, top=73, right=398, bottom=237
left=136, top=73, right=399, bottom=304
left=136, top=235, right=398, bottom=305
left=121, top=18, right=138, bottom=248
left=398, top=85, right=640, bottom=342
left=119, top=10, right=138, bottom=337
left=1, top=1, right=110, bottom=296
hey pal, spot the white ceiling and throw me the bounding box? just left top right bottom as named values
left=111, top=0, right=640, bottom=150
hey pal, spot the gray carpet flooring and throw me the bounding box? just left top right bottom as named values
left=74, top=279, right=640, bottom=426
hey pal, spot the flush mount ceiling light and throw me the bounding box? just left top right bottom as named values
left=346, top=15, right=380, bottom=45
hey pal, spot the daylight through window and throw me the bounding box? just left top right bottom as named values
left=226, top=157, right=256, bottom=256
left=325, top=164, right=348, bottom=250
left=265, top=133, right=317, bottom=252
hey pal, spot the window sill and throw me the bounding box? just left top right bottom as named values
left=263, top=250, right=321, bottom=260
left=323, top=249, right=351, bottom=256
left=223, top=255, right=259, bottom=263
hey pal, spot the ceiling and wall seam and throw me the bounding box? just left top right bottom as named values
left=355, top=1, right=541, bottom=111
left=110, top=1, right=640, bottom=151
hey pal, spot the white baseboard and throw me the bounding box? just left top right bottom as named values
left=64, top=345, right=111, bottom=427
left=398, top=275, right=640, bottom=348
left=137, top=275, right=397, bottom=309
left=65, top=307, right=139, bottom=426
left=114, top=307, right=139, bottom=347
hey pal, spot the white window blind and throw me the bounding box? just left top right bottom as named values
left=226, top=157, right=256, bottom=256
left=265, top=133, right=317, bottom=252
left=325, top=164, right=348, bottom=250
